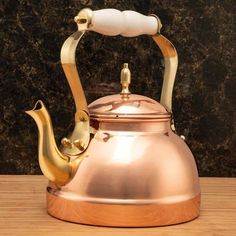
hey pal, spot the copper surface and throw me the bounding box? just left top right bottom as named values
left=88, top=94, right=170, bottom=119
left=47, top=190, right=200, bottom=227
left=45, top=119, right=200, bottom=226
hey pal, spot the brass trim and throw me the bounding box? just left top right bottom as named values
left=152, top=34, right=178, bottom=131
left=60, top=32, right=90, bottom=156
left=74, top=8, right=93, bottom=31
left=152, top=34, right=178, bottom=113
left=26, top=100, right=90, bottom=186
left=149, top=14, right=162, bottom=34
left=120, top=63, right=131, bottom=95
left=152, top=34, right=177, bottom=57
left=60, top=32, right=88, bottom=114
left=25, top=101, right=72, bottom=186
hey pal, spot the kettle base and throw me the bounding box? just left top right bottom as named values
left=46, top=190, right=200, bottom=227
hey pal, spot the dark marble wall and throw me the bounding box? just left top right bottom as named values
left=0, top=0, right=235, bottom=176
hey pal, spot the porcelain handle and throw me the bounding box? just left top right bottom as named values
left=92, top=9, right=159, bottom=36
left=75, top=8, right=160, bottom=37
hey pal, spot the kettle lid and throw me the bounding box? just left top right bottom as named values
left=88, top=63, right=170, bottom=122
left=88, top=94, right=171, bottom=122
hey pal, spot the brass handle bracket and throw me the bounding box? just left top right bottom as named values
left=74, top=8, right=93, bottom=31
left=152, top=33, right=178, bottom=132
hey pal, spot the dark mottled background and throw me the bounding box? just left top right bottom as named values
left=0, top=0, right=235, bottom=176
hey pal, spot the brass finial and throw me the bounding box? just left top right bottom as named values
left=120, top=63, right=131, bottom=95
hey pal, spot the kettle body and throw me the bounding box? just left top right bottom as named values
left=47, top=106, right=200, bottom=227
left=46, top=93, right=200, bottom=227
left=26, top=8, right=200, bottom=227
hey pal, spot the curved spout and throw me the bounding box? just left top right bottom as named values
left=26, top=100, right=73, bottom=186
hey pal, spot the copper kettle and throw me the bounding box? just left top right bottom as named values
left=26, top=8, right=200, bottom=227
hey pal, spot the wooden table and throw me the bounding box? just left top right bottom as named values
left=0, top=176, right=235, bottom=236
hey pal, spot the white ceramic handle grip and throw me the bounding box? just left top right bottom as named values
left=89, top=9, right=158, bottom=37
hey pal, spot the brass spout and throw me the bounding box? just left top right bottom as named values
left=26, top=100, right=73, bottom=186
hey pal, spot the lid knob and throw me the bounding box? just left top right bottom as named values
left=120, top=63, right=131, bottom=95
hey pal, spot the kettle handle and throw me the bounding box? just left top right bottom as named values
left=75, top=8, right=159, bottom=37
left=61, top=8, right=178, bottom=137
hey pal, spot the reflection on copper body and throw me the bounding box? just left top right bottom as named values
left=47, top=117, right=200, bottom=226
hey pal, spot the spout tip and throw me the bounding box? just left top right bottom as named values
left=26, top=100, right=44, bottom=111
left=25, top=100, right=45, bottom=116
left=33, top=100, right=44, bottom=110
